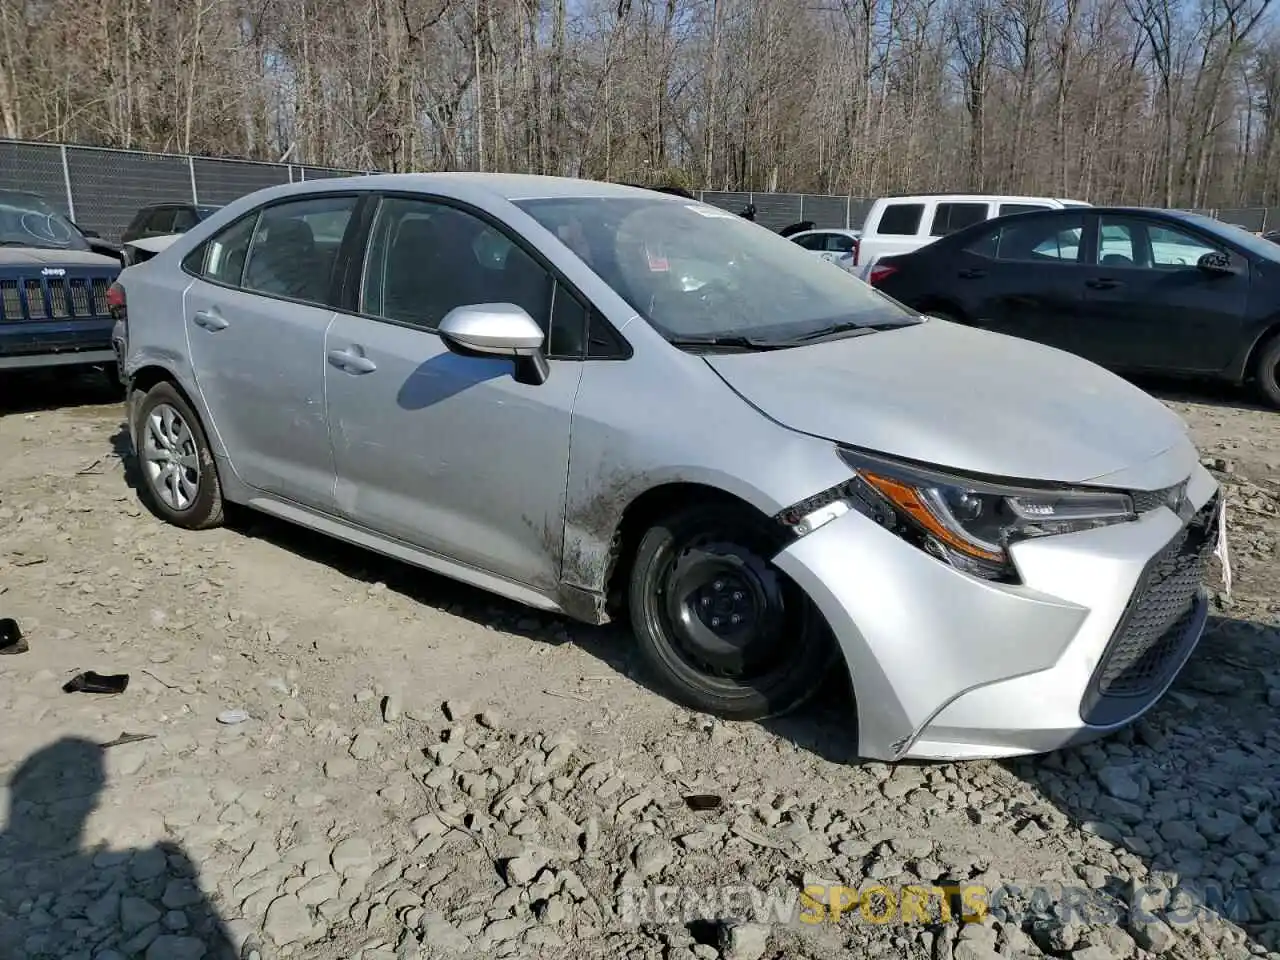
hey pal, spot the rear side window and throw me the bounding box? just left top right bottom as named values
left=930, top=203, right=989, bottom=236
left=826, top=234, right=856, bottom=253
left=241, top=195, right=358, bottom=305
left=192, top=213, right=260, bottom=285
left=875, top=204, right=924, bottom=236
left=966, top=213, right=1086, bottom=263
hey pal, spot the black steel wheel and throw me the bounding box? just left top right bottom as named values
left=628, top=503, right=837, bottom=720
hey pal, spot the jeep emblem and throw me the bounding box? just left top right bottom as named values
left=40, top=267, right=66, bottom=277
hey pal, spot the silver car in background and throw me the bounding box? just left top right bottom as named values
left=111, top=174, right=1223, bottom=762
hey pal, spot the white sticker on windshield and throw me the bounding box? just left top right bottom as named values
left=685, top=204, right=738, bottom=219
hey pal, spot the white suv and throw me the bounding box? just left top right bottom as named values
left=853, top=194, right=1090, bottom=278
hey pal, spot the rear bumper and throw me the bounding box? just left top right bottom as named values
left=773, top=461, right=1220, bottom=761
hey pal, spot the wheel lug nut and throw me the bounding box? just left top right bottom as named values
left=713, top=581, right=723, bottom=591
left=700, top=597, right=710, bottom=607
left=732, top=591, right=743, bottom=600
left=710, top=617, right=720, bottom=627
left=730, top=614, right=741, bottom=624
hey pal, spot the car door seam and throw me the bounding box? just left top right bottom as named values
left=322, top=311, right=340, bottom=508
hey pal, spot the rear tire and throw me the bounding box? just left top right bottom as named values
left=131, top=381, right=225, bottom=530
left=1254, top=335, right=1280, bottom=409
left=627, top=503, right=837, bottom=721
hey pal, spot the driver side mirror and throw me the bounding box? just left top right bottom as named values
left=1197, top=251, right=1237, bottom=276
left=438, top=303, right=549, bottom=386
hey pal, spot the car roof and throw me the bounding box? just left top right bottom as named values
left=360, top=172, right=670, bottom=200
left=305, top=172, right=673, bottom=203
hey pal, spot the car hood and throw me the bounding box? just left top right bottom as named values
left=703, top=318, right=1191, bottom=485
left=0, top=247, right=120, bottom=268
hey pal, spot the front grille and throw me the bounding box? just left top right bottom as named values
left=0, top=274, right=113, bottom=322
left=1090, top=493, right=1218, bottom=704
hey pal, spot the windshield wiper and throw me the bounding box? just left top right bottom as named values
left=776, top=319, right=919, bottom=345
left=667, top=334, right=786, bottom=351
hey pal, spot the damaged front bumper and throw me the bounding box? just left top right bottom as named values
left=772, top=461, right=1220, bottom=762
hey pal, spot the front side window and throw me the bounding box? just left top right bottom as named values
left=1097, top=219, right=1137, bottom=266
left=514, top=196, right=917, bottom=344
left=241, top=194, right=357, bottom=305
left=361, top=196, right=581, bottom=358
left=826, top=234, right=856, bottom=253
left=793, top=234, right=826, bottom=251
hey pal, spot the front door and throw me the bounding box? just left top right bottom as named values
left=182, top=193, right=359, bottom=509
left=1078, top=213, right=1251, bottom=373
left=323, top=194, right=586, bottom=591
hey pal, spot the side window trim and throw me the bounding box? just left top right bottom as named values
left=349, top=190, right=631, bottom=361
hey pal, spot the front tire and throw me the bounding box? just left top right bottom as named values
left=131, top=381, right=225, bottom=529
left=1254, top=335, right=1280, bottom=409
left=627, top=503, right=837, bottom=721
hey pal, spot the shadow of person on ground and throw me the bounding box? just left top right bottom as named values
left=0, top=737, right=253, bottom=960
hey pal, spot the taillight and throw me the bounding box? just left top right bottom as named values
left=851, top=238, right=861, bottom=266
left=868, top=264, right=898, bottom=286
left=106, top=281, right=126, bottom=318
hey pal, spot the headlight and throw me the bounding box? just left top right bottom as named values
left=777, top=448, right=1138, bottom=582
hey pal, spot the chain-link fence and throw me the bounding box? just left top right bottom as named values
left=3, top=138, right=1278, bottom=241
left=0, top=140, right=368, bottom=243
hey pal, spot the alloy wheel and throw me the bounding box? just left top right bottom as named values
left=142, top=402, right=201, bottom=511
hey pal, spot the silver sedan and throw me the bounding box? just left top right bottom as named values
left=111, top=174, right=1223, bottom=761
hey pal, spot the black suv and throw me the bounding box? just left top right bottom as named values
left=0, top=189, right=123, bottom=375
left=121, top=203, right=221, bottom=244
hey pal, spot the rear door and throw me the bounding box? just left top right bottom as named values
left=181, top=192, right=361, bottom=509
left=1078, top=213, right=1249, bottom=373
left=945, top=210, right=1092, bottom=352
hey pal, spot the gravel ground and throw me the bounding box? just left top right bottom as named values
left=0, top=369, right=1278, bottom=960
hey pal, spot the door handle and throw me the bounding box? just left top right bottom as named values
left=192, top=309, right=229, bottom=331
left=327, top=348, right=377, bottom=374
left=958, top=269, right=986, bottom=279
left=1085, top=278, right=1121, bottom=290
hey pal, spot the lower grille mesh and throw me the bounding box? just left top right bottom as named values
left=1093, top=494, right=1218, bottom=699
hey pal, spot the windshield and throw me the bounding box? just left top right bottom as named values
left=514, top=196, right=918, bottom=344
left=0, top=189, right=89, bottom=251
